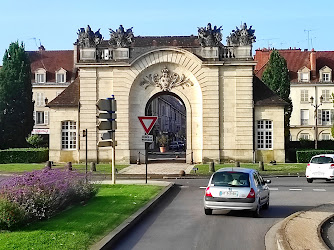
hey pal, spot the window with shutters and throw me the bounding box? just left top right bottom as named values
left=300, top=133, right=310, bottom=140
left=33, top=111, right=49, bottom=125
left=322, top=109, right=331, bottom=125
left=61, top=121, right=77, bottom=150
left=322, top=133, right=331, bottom=140
left=300, top=109, right=309, bottom=125
left=256, top=120, right=273, bottom=149
left=322, top=90, right=331, bottom=102
left=36, top=93, right=44, bottom=106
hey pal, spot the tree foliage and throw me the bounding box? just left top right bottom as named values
left=262, top=50, right=292, bottom=141
left=0, top=42, right=34, bottom=149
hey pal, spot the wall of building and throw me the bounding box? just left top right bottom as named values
left=255, top=106, right=285, bottom=162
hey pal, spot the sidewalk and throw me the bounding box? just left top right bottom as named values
left=118, top=162, right=194, bottom=175
left=266, top=202, right=334, bottom=250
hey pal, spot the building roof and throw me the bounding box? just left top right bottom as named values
left=254, top=48, right=334, bottom=83
left=47, top=77, right=79, bottom=107
left=27, top=49, right=75, bottom=83
left=253, top=76, right=287, bottom=106
left=99, top=36, right=205, bottom=48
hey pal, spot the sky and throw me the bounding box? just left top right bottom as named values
left=1, top=0, right=334, bottom=65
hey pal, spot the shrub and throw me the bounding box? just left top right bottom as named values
left=0, top=148, right=48, bottom=163
left=0, top=169, right=98, bottom=225
left=296, top=150, right=334, bottom=163
left=0, top=198, right=26, bottom=229
left=26, top=134, right=44, bottom=148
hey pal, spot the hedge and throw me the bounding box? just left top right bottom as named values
left=0, top=148, right=49, bottom=164
left=296, top=150, right=334, bottom=163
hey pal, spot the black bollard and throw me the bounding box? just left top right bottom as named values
left=90, top=162, right=96, bottom=172
left=209, top=162, right=215, bottom=172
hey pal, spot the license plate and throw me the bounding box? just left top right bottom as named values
left=220, top=191, right=238, bottom=197
left=314, top=172, right=324, bottom=176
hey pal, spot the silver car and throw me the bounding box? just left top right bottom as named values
left=204, top=168, right=271, bottom=217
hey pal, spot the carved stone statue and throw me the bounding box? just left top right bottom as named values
left=140, top=67, right=193, bottom=92
left=226, top=23, right=256, bottom=46
left=77, top=25, right=103, bottom=48
left=198, top=23, right=222, bottom=47
left=109, top=25, right=134, bottom=48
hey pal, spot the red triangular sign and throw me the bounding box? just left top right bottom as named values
left=138, top=116, right=158, bottom=134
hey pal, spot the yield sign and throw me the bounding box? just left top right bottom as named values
left=138, top=116, right=158, bottom=134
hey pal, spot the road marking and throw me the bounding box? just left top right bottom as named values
left=313, top=189, right=326, bottom=192
left=199, top=187, right=206, bottom=189
left=289, top=188, right=302, bottom=191
left=269, top=188, right=279, bottom=191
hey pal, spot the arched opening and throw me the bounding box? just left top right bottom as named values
left=145, top=91, right=186, bottom=162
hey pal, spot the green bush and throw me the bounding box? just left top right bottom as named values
left=296, top=150, right=334, bottom=163
left=0, top=148, right=49, bottom=163
left=26, top=134, right=44, bottom=148
left=0, top=198, right=26, bottom=230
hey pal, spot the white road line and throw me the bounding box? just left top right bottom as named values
left=289, top=188, right=302, bottom=191
left=269, top=188, right=279, bottom=191
left=199, top=187, right=206, bottom=189
left=313, top=189, right=326, bottom=192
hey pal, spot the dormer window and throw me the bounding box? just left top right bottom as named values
left=56, top=68, right=67, bottom=83
left=319, top=66, right=332, bottom=83
left=35, top=68, right=46, bottom=83
left=298, top=67, right=310, bottom=82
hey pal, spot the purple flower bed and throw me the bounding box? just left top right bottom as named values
left=0, top=168, right=98, bottom=229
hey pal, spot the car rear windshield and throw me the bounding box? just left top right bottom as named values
left=310, top=156, right=334, bottom=164
left=211, top=172, right=250, bottom=187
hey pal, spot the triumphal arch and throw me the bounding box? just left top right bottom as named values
left=48, top=23, right=286, bottom=164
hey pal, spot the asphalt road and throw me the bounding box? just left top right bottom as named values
left=112, top=177, right=334, bottom=250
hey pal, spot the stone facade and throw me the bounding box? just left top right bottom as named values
left=47, top=24, right=286, bottom=164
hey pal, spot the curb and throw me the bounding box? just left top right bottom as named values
left=90, top=182, right=175, bottom=250
left=266, top=203, right=334, bottom=250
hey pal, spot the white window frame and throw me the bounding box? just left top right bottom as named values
left=300, top=109, right=309, bottom=125
left=33, top=111, right=49, bottom=125
left=256, top=120, right=273, bottom=150
left=300, top=133, right=310, bottom=140
left=300, top=90, right=309, bottom=103
left=322, top=133, right=331, bottom=140
left=55, top=68, right=67, bottom=83
left=322, top=89, right=331, bottom=102
left=35, top=68, right=46, bottom=83
left=61, top=121, right=77, bottom=150
left=321, top=109, right=331, bottom=125
left=322, top=73, right=330, bottom=82
left=300, top=72, right=309, bottom=82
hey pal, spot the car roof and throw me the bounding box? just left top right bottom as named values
left=215, top=167, right=255, bottom=174
left=312, top=154, right=334, bottom=158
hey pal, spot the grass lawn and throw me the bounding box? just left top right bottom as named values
left=192, top=163, right=307, bottom=176
left=0, top=184, right=163, bottom=250
left=0, top=163, right=129, bottom=174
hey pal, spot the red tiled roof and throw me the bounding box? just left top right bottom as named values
left=47, top=77, right=79, bottom=107
left=254, top=49, right=334, bottom=83
left=27, top=50, right=74, bottom=83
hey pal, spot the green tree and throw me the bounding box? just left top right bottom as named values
left=262, top=50, right=292, bottom=142
left=0, top=42, right=34, bottom=149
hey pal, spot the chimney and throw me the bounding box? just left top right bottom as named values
left=39, top=45, right=45, bottom=51
left=310, top=49, right=316, bottom=80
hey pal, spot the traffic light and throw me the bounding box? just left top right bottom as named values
left=96, top=95, right=117, bottom=147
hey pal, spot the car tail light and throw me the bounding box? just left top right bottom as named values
left=205, top=187, right=212, bottom=197
left=247, top=188, right=255, bottom=198
left=330, top=164, right=334, bottom=169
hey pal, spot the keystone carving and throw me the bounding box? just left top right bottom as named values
left=226, top=23, right=256, bottom=46
left=77, top=25, right=103, bottom=48
left=198, top=23, right=222, bottom=47
left=140, top=67, right=193, bottom=91
left=109, top=25, right=134, bottom=48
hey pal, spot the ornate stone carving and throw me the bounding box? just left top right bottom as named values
left=140, top=67, right=193, bottom=91
left=226, top=23, right=256, bottom=46
left=77, top=25, right=103, bottom=48
left=198, top=23, right=222, bottom=47
left=109, top=25, right=134, bottom=48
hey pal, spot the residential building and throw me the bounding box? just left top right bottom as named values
left=28, top=47, right=75, bottom=139
left=255, top=48, right=334, bottom=142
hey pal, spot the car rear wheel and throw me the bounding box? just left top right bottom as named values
left=204, top=208, right=212, bottom=215
left=263, top=199, right=269, bottom=210
left=307, top=178, right=313, bottom=183
left=252, top=201, right=261, bottom=218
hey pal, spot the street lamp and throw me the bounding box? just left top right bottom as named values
left=310, top=95, right=323, bottom=149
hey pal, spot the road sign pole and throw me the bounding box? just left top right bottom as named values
left=145, top=142, right=148, bottom=184
left=112, top=127, right=116, bottom=184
